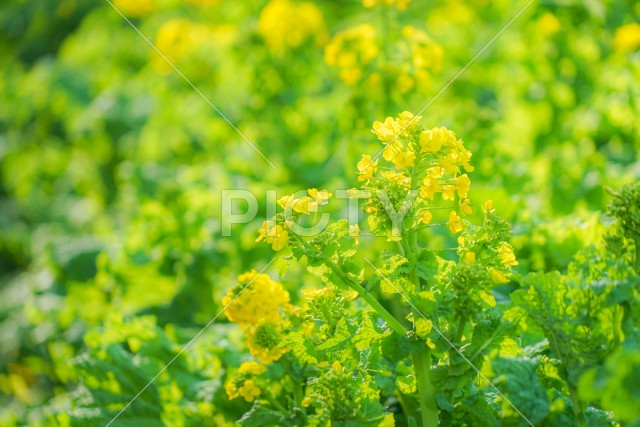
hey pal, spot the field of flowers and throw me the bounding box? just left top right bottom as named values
left=1, top=0, right=639, bottom=426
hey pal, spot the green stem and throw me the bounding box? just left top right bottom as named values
left=266, top=393, right=288, bottom=413
left=405, top=233, right=439, bottom=426
left=567, top=383, right=586, bottom=427
left=412, top=348, right=439, bottom=427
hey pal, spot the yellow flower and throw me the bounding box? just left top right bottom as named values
left=238, top=362, right=267, bottom=376
left=383, top=140, right=404, bottom=162
left=463, top=251, right=476, bottom=264
left=614, top=23, right=640, bottom=53
left=497, top=242, right=518, bottom=267
left=258, top=0, right=327, bottom=50
left=420, top=177, right=440, bottom=200
left=442, top=185, right=455, bottom=201
left=459, top=198, right=473, bottom=215
left=372, top=117, right=399, bottom=142
left=256, top=221, right=289, bottom=251
left=452, top=174, right=471, bottom=198
left=489, top=268, right=510, bottom=284
left=325, top=24, right=378, bottom=84
left=302, top=396, right=312, bottom=407
left=332, top=361, right=343, bottom=372
left=416, top=209, right=432, bottom=225
left=277, top=195, right=316, bottom=214
left=357, top=155, right=378, bottom=182
left=483, top=200, right=494, bottom=213
left=392, top=149, right=416, bottom=169
left=246, top=323, right=288, bottom=363
left=382, top=170, right=411, bottom=187
left=153, top=19, right=211, bottom=73
left=225, top=381, right=239, bottom=400
left=238, top=380, right=261, bottom=402
left=301, top=287, right=333, bottom=299
left=222, top=270, right=290, bottom=325
left=538, top=13, right=561, bottom=37
left=308, top=189, right=332, bottom=205
left=419, top=127, right=455, bottom=152
left=349, top=223, right=361, bottom=245
left=448, top=211, right=463, bottom=234
left=362, top=0, right=411, bottom=10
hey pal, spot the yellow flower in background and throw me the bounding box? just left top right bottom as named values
left=537, top=13, right=561, bottom=37
left=416, top=209, right=433, bottom=224
left=362, top=0, right=411, bottom=10
left=483, top=200, right=494, bottom=213
left=403, top=26, right=443, bottom=72
left=325, top=24, right=379, bottom=85
left=222, top=270, right=290, bottom=325
left=258, top=0, right=327, bottom=50
left=497, top=242, right=518, bottom=267
left=225, top=381, right=239, bottom=400
left=153, top=19, right=212, bottom=73
left=463, top=251, right=476, bottom=264
left=448, top=211, right=463, bottom=234
left=357, top=155, right=378, bottom=182
left=113, top=0, right=155, bottom=17
left=256, top=221, right=289, bottom=251
left=489, top=268, right=510, bottom=284
left=238, top=362, right=267, bottom=376
left=614, top=23, right=640, bottom=53
left=459, top=198, right=473, bottom=215
left=238, top=380, right=261, bottom=402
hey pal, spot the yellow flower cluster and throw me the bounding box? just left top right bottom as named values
left=153, top=19, right=213, bottom=73
left=258, top=0, right=327, bottom=50
left=256, top=189, right=333, bottom=251
left=256, top=220, right=289, bottom=251
left=325, top=24, right=379, bottom=85
left=614, top=22, right=640, bottom=53
left=359, top=112, right=475, bottom=238
left=362, top=0, right=411, bottom=10
left=225, top=362, right=267, bottom=402
left=395, top=26, right=444, bottom=94
left=223, top=271, right=291, bottom=364
left=223, top=270, right=290, bottom=325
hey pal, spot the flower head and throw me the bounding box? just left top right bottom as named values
left=448, top=211, right=463, bottom=234
left=497, top=242, right=518, bottom=267
left=238, top=380, right=261, bottom=402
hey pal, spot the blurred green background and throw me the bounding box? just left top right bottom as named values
left=0, top=0, right=638, bottom=425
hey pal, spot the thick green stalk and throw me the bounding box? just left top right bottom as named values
left=405, top=231, right=439, bottom=426
left=412, top=348, right=439, bottom=427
